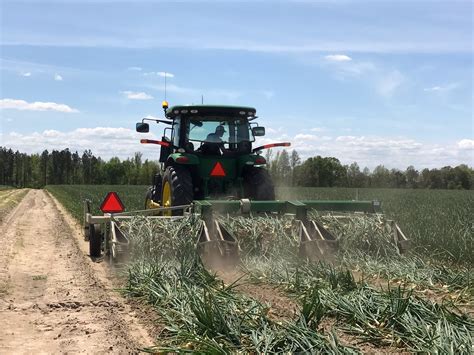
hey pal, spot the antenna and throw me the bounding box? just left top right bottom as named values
left=201, top=94, right=204, bottom=104
left=164, top=72, right=167, bottom=101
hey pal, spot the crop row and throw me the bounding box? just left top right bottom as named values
left=121, top=216, right=473, bottom=353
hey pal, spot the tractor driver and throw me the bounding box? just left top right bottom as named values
left=206, top=125, right=226, bottom=143
left=202, top=125, right=227, bottom=155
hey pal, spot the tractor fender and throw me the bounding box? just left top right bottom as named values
left=166, top=153, right=199, bottom=165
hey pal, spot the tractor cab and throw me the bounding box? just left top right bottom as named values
left=166, top=105, right=265, bottom=158
left=136, top=101, right=290, bottom=213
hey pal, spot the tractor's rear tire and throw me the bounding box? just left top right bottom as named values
left=243, top=167, right=275, bottom=200
left=89, top=223, right=102, bottom=258
left=162, top=165, right=194, bottom=215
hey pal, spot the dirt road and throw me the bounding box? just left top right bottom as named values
left=0, top=190, right=154, bottom=353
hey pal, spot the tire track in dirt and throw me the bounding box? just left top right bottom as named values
left=0, top=190, right=154, bottom=353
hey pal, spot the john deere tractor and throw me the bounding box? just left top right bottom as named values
left=83, top=101, right=409, bottom=262
left=136, top=102, right=290, bottom=213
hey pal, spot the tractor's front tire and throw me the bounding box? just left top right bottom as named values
left=145, top=187, right=160, bottom=209
left=145, top=188, right=153, bottom=209
left=162, top=165, right=194, bottom=215
left=89, top=223, right=102, bottom=258
left=243, top=167, right=275, bottom=200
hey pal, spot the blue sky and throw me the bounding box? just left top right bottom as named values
left=0, top=0, right=472, bottom=168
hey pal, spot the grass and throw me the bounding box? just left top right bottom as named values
left=0, top=188, right=29, bottom=223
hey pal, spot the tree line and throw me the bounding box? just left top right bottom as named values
left=0, top=147, right=159, bottom=188
left=266, top=149, right=473, bottom=190
left=1, top=146, right=473, bottom=189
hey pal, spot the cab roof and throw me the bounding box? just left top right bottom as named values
left=165, top=105, right=257, bottom=119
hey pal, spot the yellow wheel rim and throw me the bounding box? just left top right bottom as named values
left=162, top=181, right=172, bottom=216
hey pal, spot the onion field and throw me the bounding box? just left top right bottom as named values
left=46, top=185, right=473, bottom=353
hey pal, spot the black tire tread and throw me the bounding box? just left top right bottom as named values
left=163, top=165, right=194, bottom=214
left=89, top=223, right=102, bottom=257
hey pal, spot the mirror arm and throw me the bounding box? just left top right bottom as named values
left=252, top=142, right=291, bottom=153
left=140, top=139, right=177, bottom=149
left=142, top=117, right=173, bottom=125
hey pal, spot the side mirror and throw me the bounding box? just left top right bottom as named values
left=136, top=122, right=149, bottom=133
left=252, top=126, right=265, bottom=137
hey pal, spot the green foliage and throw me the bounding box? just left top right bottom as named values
left=293, top=156, right=347, bottom=187
left=219, top=215, right=300, bottom=259
left=244, top=259, right=473, bottom=353
left=124, top=217, right=355, bottom=354
left=0, top=147, right=159, bottom=187
left=279, top=187, right=474, bottom=264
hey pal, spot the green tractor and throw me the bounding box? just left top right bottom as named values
left=136, top=102, right=290, bottom=214
left=83, top=101, right=409, bottom=263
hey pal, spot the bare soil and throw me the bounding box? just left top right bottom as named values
left=0, top=190, right=155, bottom=353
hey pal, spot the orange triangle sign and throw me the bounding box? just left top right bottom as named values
left=210, top=162, right=226, bottom=177
left=100, top=192, right=125, bottom=213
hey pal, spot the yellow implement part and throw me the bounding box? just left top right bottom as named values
left=146, top=198, right=161, bottom=209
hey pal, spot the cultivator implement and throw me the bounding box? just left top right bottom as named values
left=84, top=198, right=409, bottom=265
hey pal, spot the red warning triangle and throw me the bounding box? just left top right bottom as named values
left=210, top=162, right=226, bottom=177
left=100, top=192, right=125, bottom=213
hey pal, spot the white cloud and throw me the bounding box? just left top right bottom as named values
left=143, top=71, right=175, bottom=78
left=1, top=127, right=160, bottom=160
left=458, top=139, right=474, bottom=149
left=121, top=91, right=154, bottom=100
left=325, top=54, right=352, bottom=62
left=294, top=134, right=320, bottom=141
left=258, top=131, right=473, bottom=168
left=424, top=83, right=459, bottom=92
left=376, top=70, right=405, bottom=97
left=320, top=56, right=406, bottom=98
left=128, top=66, right=142, bottom=71
left=54, top=73, right=63, bottom=81
left=0, top=98, right=79, bottom=113
left=310, top=127, right=325, bottom=132
left=20, top=72, right=32, bottom=77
